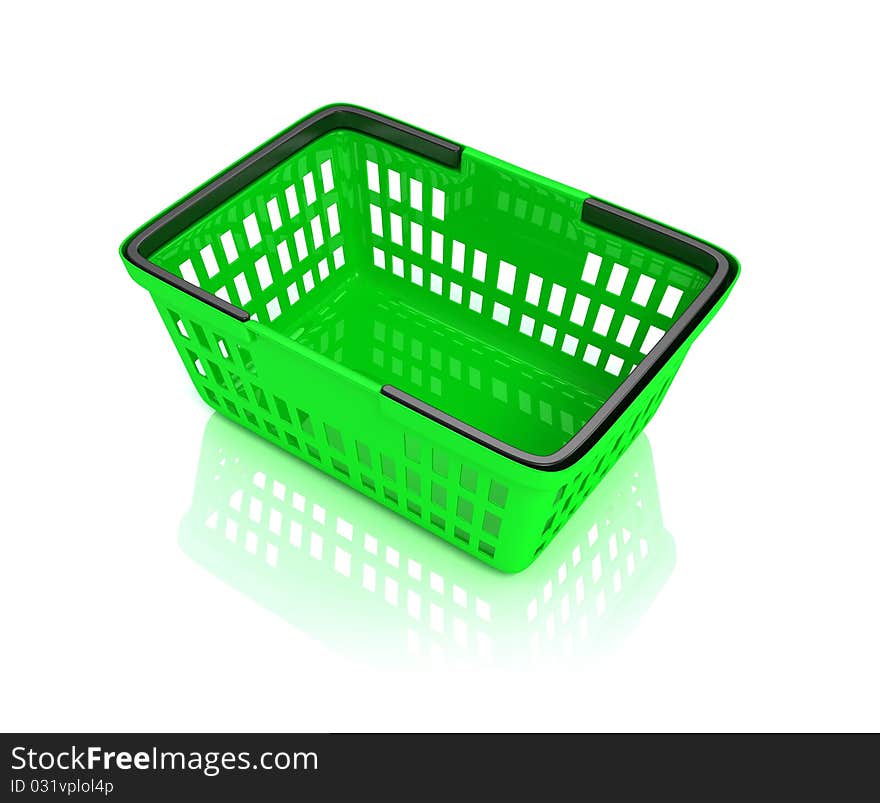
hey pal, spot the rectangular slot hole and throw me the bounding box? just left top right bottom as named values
left=367, top=160, right=380, bottom=193
left=547, top=283, right=566, bottom=315
left=303, top=172, right=317, bottom=206
left=320, top=159, right=334, bottom=193
left=243, top=213, right=261, bottom=247
left=220, top=230, right=238, bottom=263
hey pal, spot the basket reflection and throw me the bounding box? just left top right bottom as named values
left=180, top=413, right=675, bottom=664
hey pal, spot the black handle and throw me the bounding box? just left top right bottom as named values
left=123, top=105, right=462, bottom=320
left=383, top=198, right=736, bottom=470
left=581, top=197, right=726, bottom=278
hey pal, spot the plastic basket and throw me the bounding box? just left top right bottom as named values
left=122, top=104, right=737, bottom=572
left=181, top=413, right=675, bottom=662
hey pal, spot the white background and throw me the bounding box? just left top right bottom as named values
left=2, top=1, right=878, bottom=732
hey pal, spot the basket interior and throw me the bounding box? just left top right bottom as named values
left=151, top=129, right=708, bottom=456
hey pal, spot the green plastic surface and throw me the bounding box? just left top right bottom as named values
left=122, top=104, right=737, bottom=572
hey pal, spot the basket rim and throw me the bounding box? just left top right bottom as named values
left=121, top=103, right=737, bottom=472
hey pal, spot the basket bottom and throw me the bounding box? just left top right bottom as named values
left=279, top=271, right=612, bottom=455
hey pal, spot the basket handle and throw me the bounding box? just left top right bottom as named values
left=383, top=198, right=736, bottom=470
left=581, top=197, right=725, bottom=278
left=122, top=105, right=462, bottom=321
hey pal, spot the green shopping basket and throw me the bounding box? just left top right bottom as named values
left=121, top=103, right=738, bottom=573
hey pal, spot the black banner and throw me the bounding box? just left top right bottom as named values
left=1, top=733, right=867, bottom=797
